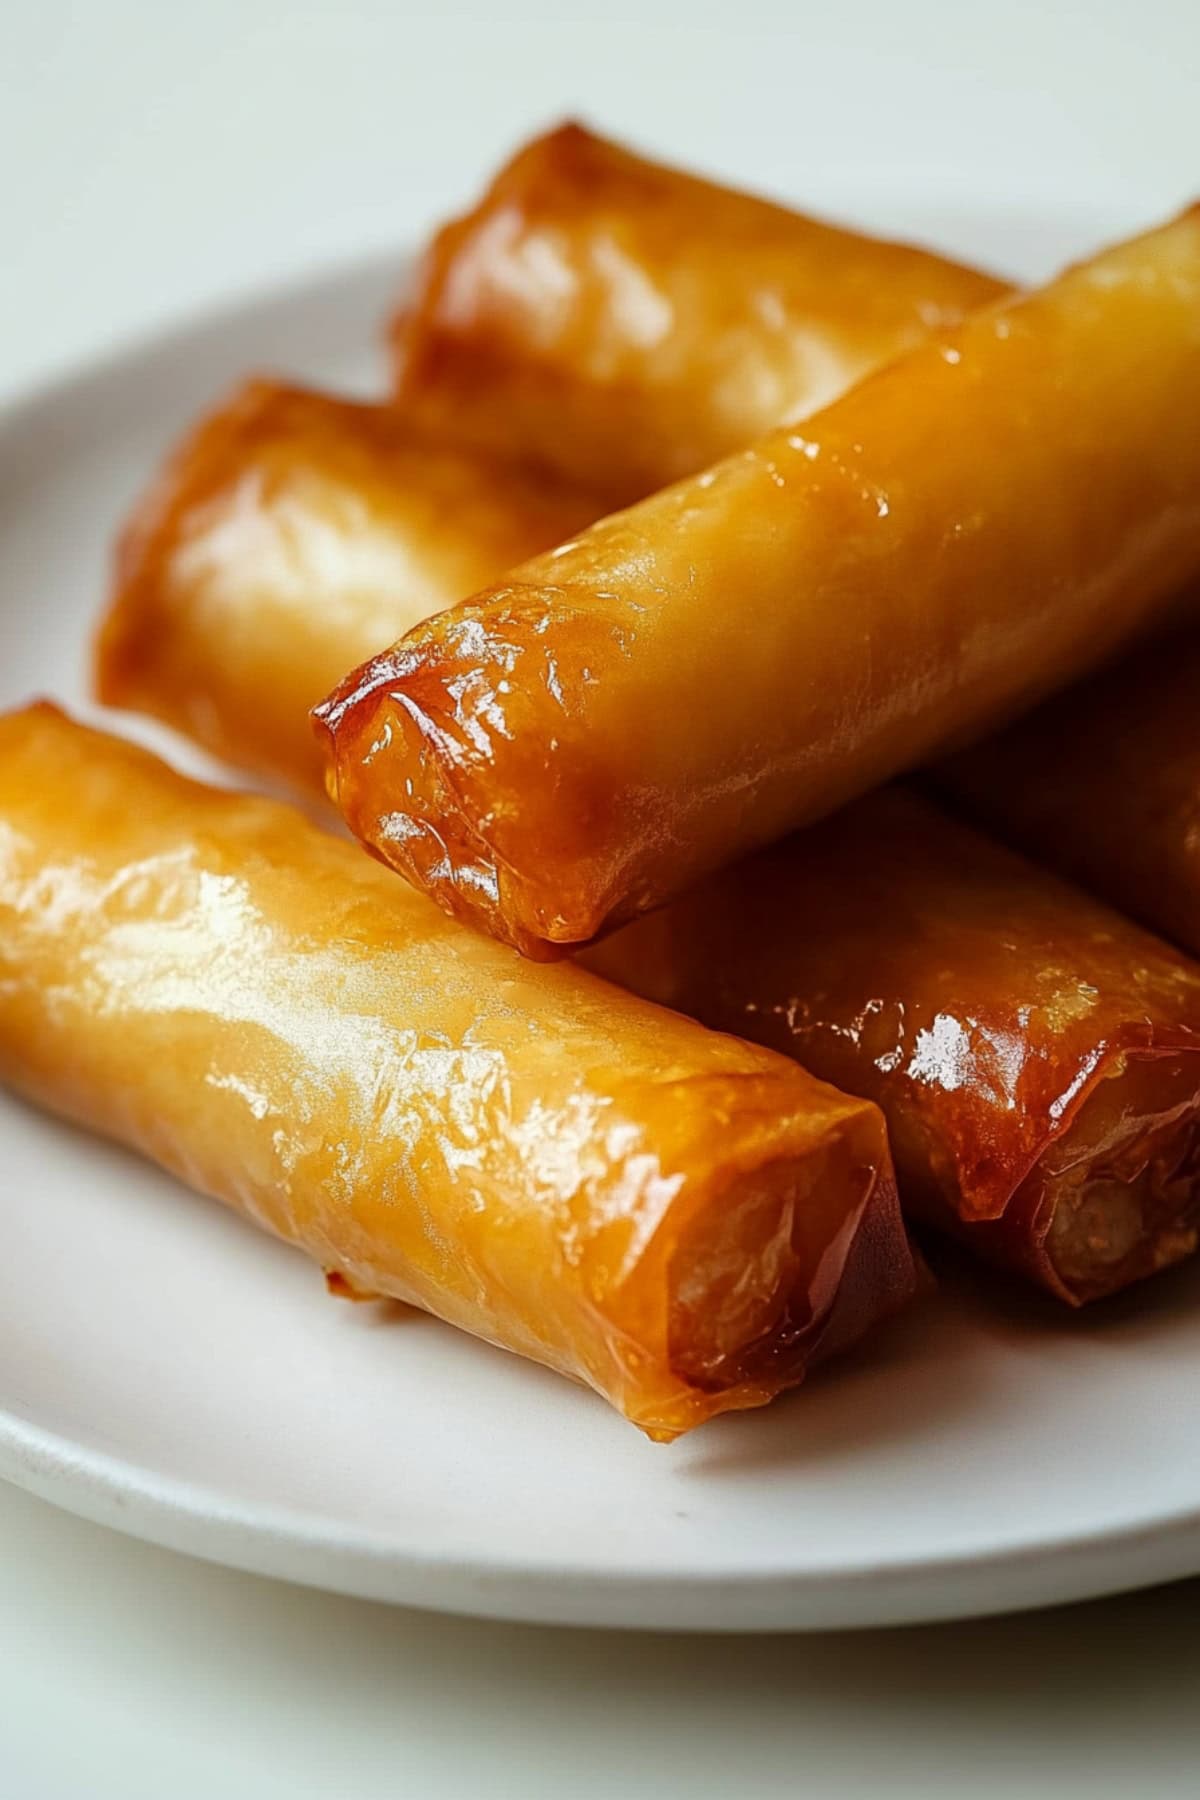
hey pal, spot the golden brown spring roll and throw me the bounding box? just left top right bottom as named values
left=96, top=379, right=599, bottom=793
left=936, top=625, right=1200, bottom=961
left=391, top=122, right=1009, bottom=502
left=319, top=205, right=1200, bottom=958
left=588, top=788, right=1200, bottom=1304
left=0, top=705, right=915, bottom=1439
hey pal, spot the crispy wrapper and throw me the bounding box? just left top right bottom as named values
left=0, top=705, right=915, bottom=1439
left=96, top=379, right=598, bottom=793
left=319, top=206, right=1200, bottom=957
left=390, top=122, right=1008, bottom=502
left=937, top=624, right=1200, bottom=961
left=588, top=788, right=1200, bottom=1303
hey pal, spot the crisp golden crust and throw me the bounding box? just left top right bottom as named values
left=322, top=206, right=1200, bottom=957
left=588, top=787, right=1200, bottom=1304
left=0, top=705, right=915, bottom=1437
left=937, top=623, right=1200, bottom=960
left=391, top=122, right=1009, bottom=502
left=96, top=378, right=598, bottom=794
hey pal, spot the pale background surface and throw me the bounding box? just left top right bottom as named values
left=3, top=0, right=1199, bottom=1793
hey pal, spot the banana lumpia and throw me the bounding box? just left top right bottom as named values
left=321, top=206, right=1200, bottom=956
left=97, top=379, right=598, bottom=794
left=391, top=122, right=1009, bottom=502
left=938, top=625, right=1200, bottom=961
left=590, top=788, right=1200, bottom=1303
left=0, top=705, right=915, bottom=1438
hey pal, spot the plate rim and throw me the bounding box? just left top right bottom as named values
left=5, top=1405, right=1200, bottom=1631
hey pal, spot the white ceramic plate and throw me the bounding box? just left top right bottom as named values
left=4, top=212, right=1200, bottom=1634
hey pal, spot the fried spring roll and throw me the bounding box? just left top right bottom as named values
left=96, top=380, right=599, bottom=793
left=391, top=122, right=1009, bottom=501
left=319, top=206, right=1200, bottom=958
left=0, top=705, right=915, bottom=1439
left=936, top=626, right=1200, bottom=961
left=588, top=788, right=1200, bottom=1304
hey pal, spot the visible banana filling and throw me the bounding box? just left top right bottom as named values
left=1038, top=1055, right=1200, bottom=1300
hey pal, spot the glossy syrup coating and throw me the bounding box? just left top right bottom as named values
left=390, top=122, right=1009, bottom=503
left=937, top=623, right=1200, bottom=961
left=0, top=706, right=915, bottom=1439
left=587, top=788, right=1200, bottom=1304
left=96, top=379, right=599, bottom=794
left=320, top=206, right=1200, bottom=958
